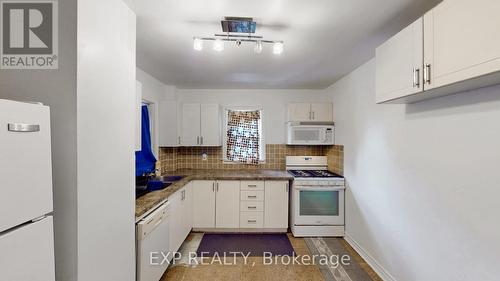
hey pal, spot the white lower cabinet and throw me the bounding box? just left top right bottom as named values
left=168, top=189, right=182, bottom=253
left=190, top=180, right=289, bottom=231
left=240, top=212, right=264, bottom=228
left=240, top=201, right=264, bottom=212
left=192, top=180, right=216, bottom=228
left=240, top=190, right=264, bottom=201
left=182, top=182, right=193, bottom=237
left=215, top=181, right=240, bottom=228
left=168, top=184, right=193, bottom=253
left=264, top=181, right=289, bottom=228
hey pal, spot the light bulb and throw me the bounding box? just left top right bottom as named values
left=213, top=39, right=224, bottom=52
left=254, top=41, right=263, bottom=54
left=193, top=38, right=203, bottom=51
left=273, top=42, right=284, bottom=55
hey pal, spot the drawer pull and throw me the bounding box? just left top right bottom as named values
left=248, top=220, right=257, bottom=223
left=248, top=206, right=257, bottom=209
left=248, top=195, right=257, bottom=199
left=247, top=184, right=257, bottom=187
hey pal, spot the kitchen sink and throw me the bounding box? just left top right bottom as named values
left=151, top=175, right=184, bottom=182
left=135, top=175, right=184, bottom=199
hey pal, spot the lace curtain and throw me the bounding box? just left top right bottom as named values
left=226, top=110, right=261, bottom=164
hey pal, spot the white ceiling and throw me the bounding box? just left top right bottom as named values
left=133, top=0, right=440, bottom=89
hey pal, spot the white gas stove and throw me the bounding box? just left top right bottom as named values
left=287, top=156, right=345, bottom=237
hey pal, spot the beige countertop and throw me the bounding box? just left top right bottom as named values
left=135, top=169, right=293, bottom=221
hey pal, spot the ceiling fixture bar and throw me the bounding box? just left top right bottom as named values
left=214, top=34, right=263, bottom=39
left=193, top=16, right=284, bottom=54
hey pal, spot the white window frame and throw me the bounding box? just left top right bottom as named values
left=222, top=106, right=266, bottom=163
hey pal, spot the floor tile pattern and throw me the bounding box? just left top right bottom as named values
left=160, top=233, right=380, bottom=281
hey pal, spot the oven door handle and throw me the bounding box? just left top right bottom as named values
left=294, top=186, right=345, bottom=191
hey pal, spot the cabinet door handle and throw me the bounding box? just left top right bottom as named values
left=424, top=64, right=431, bottom=84
left=201, top=136, right=203, bottom=145
left=413, top=68, right=420, bottom=88
left=309, top=111, right=312, bottom=120
left=247, top=219, right=257, bottom=223
left=248, top=195, right=257, bottom=199
left=178, top=136, right=181, bottom=145
left=248, top=206, right=257, bottom=209
left=216, top=182, right=219, bottom=192
left=212, top=182, right=215, bottom=192
left=312, top=111, right=315, bottom=120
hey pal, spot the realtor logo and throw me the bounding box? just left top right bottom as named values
left=1, top=0, right=58, bottom=69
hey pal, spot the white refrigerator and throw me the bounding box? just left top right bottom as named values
left=0, top=99, right=56, bottom=281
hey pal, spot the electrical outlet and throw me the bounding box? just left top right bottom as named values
left=202, top=152, right=208, bottom=161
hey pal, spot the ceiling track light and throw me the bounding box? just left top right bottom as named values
left=213, top=38, right=224, bottom=52
left=273, top=41, right=284, bottom=55
left=192, top=37, right=283, bottom=54
left=254, top=41, right=263, bottom=54
left=193, top=16, right=283, bottom=54
left=193, top=38, right=203, bottom=51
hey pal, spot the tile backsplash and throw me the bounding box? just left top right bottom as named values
left=159, top=144, right=344, bottom=175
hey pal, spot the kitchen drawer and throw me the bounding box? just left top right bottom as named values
left=240, top=212, right=264, bottom=228
left=240, top=181, right=264, bottom=191
left=240, top=201, right=264, bottom=212
left=240, top=190, right=264, bottom=201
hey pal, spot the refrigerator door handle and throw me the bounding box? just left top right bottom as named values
left=8, top=123, right=40, bottom=132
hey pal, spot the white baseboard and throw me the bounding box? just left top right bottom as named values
left=344, top=232, right=397, bottom=281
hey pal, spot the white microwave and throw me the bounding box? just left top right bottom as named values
left=286, top=122, right=335, bottom=145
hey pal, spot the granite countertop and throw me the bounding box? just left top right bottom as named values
left=135, top=169, right=293, bottom=221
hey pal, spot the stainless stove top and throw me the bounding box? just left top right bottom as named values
left=287, top=169, right=343, bottom=178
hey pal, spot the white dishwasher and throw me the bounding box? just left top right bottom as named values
left=136, top=202, right=170, bottom=281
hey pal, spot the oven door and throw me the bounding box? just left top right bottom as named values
left=293, top=186, right=344, bottom=225
left=287, top=125, right=334, bottom=145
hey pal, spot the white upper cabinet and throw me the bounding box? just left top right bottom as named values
left=376, top=18, right=423, bottom=103
left=310, top=103, right=333, bottom=122
left=181, top=103, right=220, bottom=146
left=288, top=103, right=333, bottom=122
left=423, top=0, right=500, bottom=90
left=287, top=103, right=311, bottom=122
left=159, top=100, right=179, bottom=146
left=181, top=103, right=201, bottom=146
left=200, top=104, right=221, bottom=146
left=376, top=0, right=500, bottom=103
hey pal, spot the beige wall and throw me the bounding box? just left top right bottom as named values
left=159, top=144, right=343, bottom=175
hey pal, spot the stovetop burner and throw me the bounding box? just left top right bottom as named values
left=288, top=169, right=343, bottom=178
left=288, top=170, right=314, bottom=177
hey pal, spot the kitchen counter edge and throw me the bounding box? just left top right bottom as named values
left=135, top=170, right=293, bottom=222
